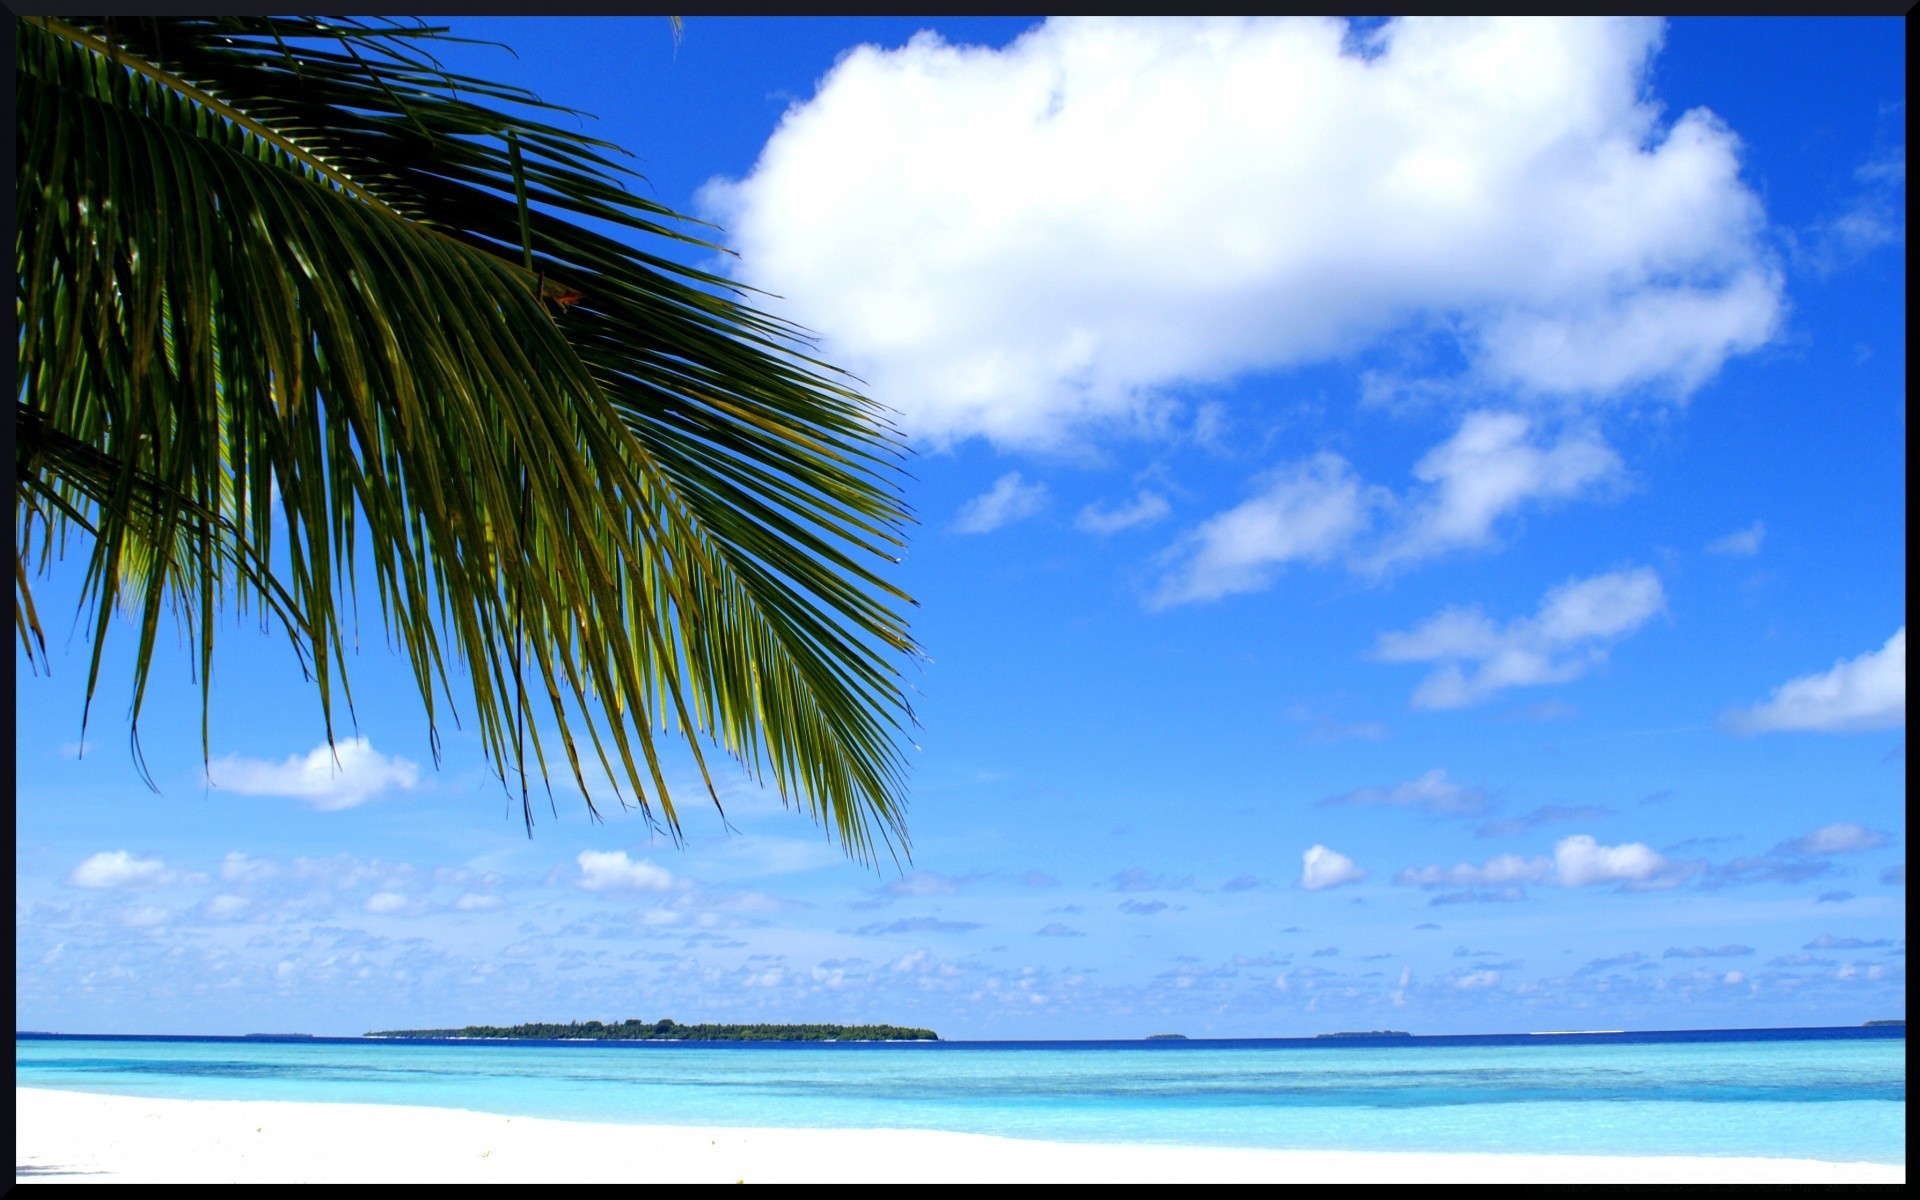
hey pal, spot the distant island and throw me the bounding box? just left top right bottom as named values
left=1145, top=1033, right=1188, bottom=1040
left=364, top=1018, right=939, bottom=1042
left=1316, top=1030, right=1411, bottom=1039
left=1863, top=1019, right=1905, bottom=1027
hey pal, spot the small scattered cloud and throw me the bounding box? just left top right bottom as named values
left=1300, top=844, right=1366, bottom=891
left=1156, top=415, right=1625, bottom=606
left=1397, top=853, right=1552, bottom=889
left=1476, top=805, right=1613, bottom=838
left=954, top=472, right=1049, bottom=533
left=1881, top=864, right=1906, bottom=885
left=1791, top=147, right=1906, bottom=275
left=218, top=852, right=278, bottom=885
left=575, top=851, right=677, bottom=893
left=1816, top=891, right=1855, bottom=905
left=1319, top=768, right=1487, bottom=817
left=1120, top=899, right=1170, bottom=916
left=1299, top=718, right=1391, bottom=745
left=1705, top=520, right=1765, bottom=556
left=1723, top=628, right=1905, bottom=734
left=1110, top=868, right=1192, bottom=892
left=851, top=917, right=983, bottom=936
left=1219, top=875, right=1263, bottom=892
left=1768, top=954, right=1835, bottom=968
left=1036, top=923, right=1085, bottom=937
left=201, top=894, right=250, bottom=919
left=1574, top=951, right=1645, bottom=974
left=1021, top=870, right=1060, bottom=888
left=1429, top=888, right=1528, bottom=906
left=1368, top=413, right=1622, bottom=570
left=1664, top=835, right=1737, bottom=854
left=1415, top=923, right=1441, bottom=931
left=1663, top=945, right=1753, bottom=959
left=1554, top=834, right=1683, bottom=889
left=207, top=737, right=420, bottom=812
left=1310, top=946, right=1340, bottom=957
left=884, top=870, right=986, bottom=897
left=1374, top=568, right=1666, bottom=709
left=1077, top=490, right=1171, bottom=534
left=1804, top=933, right=1893, bottom=950
left=1779, top=823, right=1890, bottom=856
left=68, top=851, right=170, bottom=890
left=1152, top=453, right=1378, bottom=606
left=363, top=892, right=409, bottom=915
left=1704, top=855, right=1835, bottom=889
left=1401, top=834, right=1686, bottom=891
left=453, top=893, right=503, bottom=912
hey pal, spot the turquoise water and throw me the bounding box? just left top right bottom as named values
left=15, top=1031, right=1906, bottom=1164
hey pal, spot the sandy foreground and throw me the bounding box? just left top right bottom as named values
left=14, top=1087, right=1905, bottom=1184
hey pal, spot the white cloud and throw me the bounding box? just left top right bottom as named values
left=1785, top=823, right=1890, bottom=856
left=1794, top=147, right=1906, bottom=276
left=1552, top=834, right=1670, bottom=888
left=1153, top=453, right=1377, bottom=605
left=219, top=852, right=278, bottom=884
left=1300, top=844, right=1367, bottom=891
left=1370, top=412, right=1622, bottom=569
left=1398, top=834, right=1679, bottom=890
left=1453, top=969, right=1500, bottom=990
left=704, top=17, right=1779, bottom=448
left=207, top=738, right=420, bottom=812
left=1723, top=628, right=1906, bottom=734
left=1077, top=490, right=1171, bottom=534
left=121, top=905, right=169, bottom=928
left=1375, top=567, right=1666, bottom=708
left=954, top=472, right=1049, bottom=533
left=1706, top=520, right=1765, bottom=556
left=1396, top=853, right=1553, bottom=889
left=884, top=871, right=974, bottom=897
left=203, top=894, right=251, bottom=919
left=1156, top=412, right=1621, bottom=604
left=362, top=892, right=409, bottom=915
left=69, top=851, right=169, bottom=890
left=453, top=893, right=503, bottom=912
left=576, top=850, right=677, bottom=892
left=1321, top=768, right=1488, bottom=816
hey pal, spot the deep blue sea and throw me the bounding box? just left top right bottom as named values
left=15, top=1026, right=1906, bottom=1164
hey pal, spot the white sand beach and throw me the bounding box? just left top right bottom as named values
left=14, top=1087, right=1906, bottom=1184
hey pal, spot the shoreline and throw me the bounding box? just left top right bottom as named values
left=15, top=1088, right=1906, bottom=1184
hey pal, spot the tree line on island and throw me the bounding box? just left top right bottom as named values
left=364, top=1018, right=940, bottom=1042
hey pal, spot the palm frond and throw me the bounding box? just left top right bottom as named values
left=14, top=16, right=919, bottom=861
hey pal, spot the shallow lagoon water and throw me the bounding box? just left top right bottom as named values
left=15, top=1028, right=1905, bottom=1164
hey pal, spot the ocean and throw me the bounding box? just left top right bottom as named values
left=14, top=1026, right=1906, bottom=1164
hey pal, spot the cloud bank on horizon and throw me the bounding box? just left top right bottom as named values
left=705, top=16, right=1781, bottom=450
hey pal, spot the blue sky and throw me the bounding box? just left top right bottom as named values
left=15, top=17, right=1905, bottom=1039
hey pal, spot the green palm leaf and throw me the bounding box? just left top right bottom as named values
left=14, top=16, right=919, bottom=862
